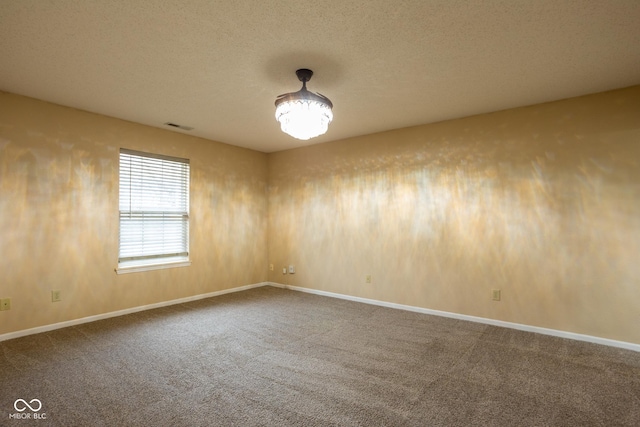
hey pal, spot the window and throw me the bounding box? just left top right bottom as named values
left=117, top=149, right=190, bottom=273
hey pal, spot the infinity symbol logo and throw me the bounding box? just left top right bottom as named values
left=14, top=399, right=42, bottom=412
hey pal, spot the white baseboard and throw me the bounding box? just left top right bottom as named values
left=0, top=282, right=269, bottom=342
left=5, top=281, right=638, bottom=353
left=269, top=282, right=640, bottom=353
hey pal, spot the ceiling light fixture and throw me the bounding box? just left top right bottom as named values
left=275, top=69, right=333, bottom=140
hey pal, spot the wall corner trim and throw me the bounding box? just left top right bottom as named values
left=268, top=282, right=640, bottom=353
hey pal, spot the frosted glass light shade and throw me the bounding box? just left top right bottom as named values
left=275, top=98, right=333, bottom=140
left=275, top=69, right=333, bottom=141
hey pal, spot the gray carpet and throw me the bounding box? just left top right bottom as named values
left=1, top=286, right=639, bottom=426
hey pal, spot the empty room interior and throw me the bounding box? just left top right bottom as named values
left=1, top=1, right=639, bottom=425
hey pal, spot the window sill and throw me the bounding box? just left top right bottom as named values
left=115, top=259, right=191, bottom=275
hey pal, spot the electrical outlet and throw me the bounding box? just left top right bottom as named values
left=51, top=290, right=62, bottom=302
left=288, top=265, right=295, bottom=274
left=366, top=275, right=372, bottom=284
left=0, top=298, right=10, bottom=311
left=492, top=289, right=501, bottom=301
left=282, top=267, right=287, bottom=275
left=269, top=263, right=274, bottom=271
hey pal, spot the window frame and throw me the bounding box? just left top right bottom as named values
left=116, top=148, right=191, bottom=274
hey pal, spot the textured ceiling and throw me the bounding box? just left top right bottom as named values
left=1, top=0, right=639, bottom=153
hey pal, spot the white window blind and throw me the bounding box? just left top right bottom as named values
left=119, top=149, right=190, bottom=268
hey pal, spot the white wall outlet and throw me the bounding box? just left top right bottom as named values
left=288, top=265, right=295, bottom=274
left=492, top=289, right=501, bottom=301
left=52, top=290, right=62, bottom=302
left=282, top=267, right=287, bottom=274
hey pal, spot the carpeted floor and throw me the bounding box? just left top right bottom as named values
left=1, top=286, right=639, bottom=426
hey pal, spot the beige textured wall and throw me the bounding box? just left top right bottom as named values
left=0, top=92, right=268, bottom=335
left=268, top=86, right=640, bottom=344
left=2, top=87, right=639, bottom=344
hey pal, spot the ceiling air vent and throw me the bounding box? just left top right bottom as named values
left=164, top=122, right=194, bottom=131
